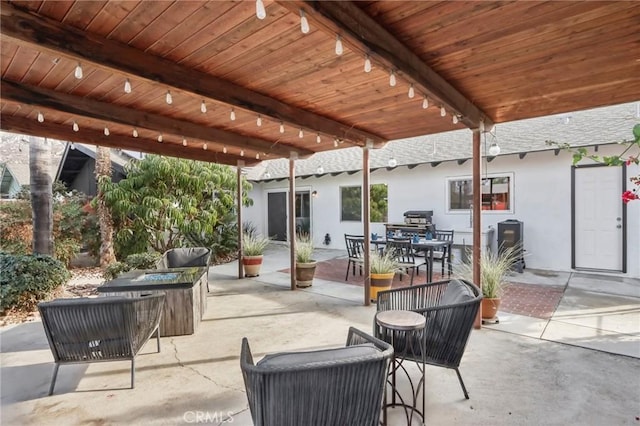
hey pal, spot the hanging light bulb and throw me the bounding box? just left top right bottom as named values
left=133, top=128, right=139, bottom=138
left=203, top=143, right=208, bottom=150
left=182, top=138, right=187, bottom=147
left=316, top=166, right=324, bottom=174
left=489, top=142, right=501, bottom=156
left=452, top=115, right=459, bottom=124
left=256, top=153, right=260, bottom=160
left=408, top=84, right=415, bottom=99
left=37, top=111, right=44, bottom=123
left=255, top=0, right=266, bottom=19
left=158, top=133, right=163, bottom=142
left=279, top=122, right=285, bottom=133
left=440, top=106, right=446, bottom=117
left=335, top=35, right=343, bottom=55
left=72, top=121, right=79, bottom=132
left=263, top=172, right=271, bottom=179
left=124, top=78, right=132, bottom=94
left=299, top=10, right=310, bottom=34
left=422, top=96, right=429, bottom=109
left=200, top=100, right=207, bottom=113
left=388, top=157, right=397, bottom=168
left=230, top=108, right=236, bottom=121
left=316, top=133, right=321, bottom=143
left=70, top=142, right=76, bottom=150
left=298, top=128, right=304, bottom=138
left=222, top=146, right=227, bottom=154
left=165, top=90, right=173, bottom=104
left=333, top=139, right=339, bottom=148
left=364, top=55, right=372, bottom=73
left=240, top=149, right=245, bottom=157
left=104, top=127, right=110, bottom=136
left=74, top=63, right=83, bottom=79
left=389, top=70, right=396, bottom=87
left=256, top=115, right=262, bottom=126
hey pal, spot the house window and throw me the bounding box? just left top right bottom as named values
left=340, top=184, right=388, bottom=222
left=447, top=174, right=513, bottom=213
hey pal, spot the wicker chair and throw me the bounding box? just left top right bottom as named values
left=241, top=327, right=393, bottom=426
left=38, top=294, right=165, bottom=395
left=375, top=278, right=481, bottom=399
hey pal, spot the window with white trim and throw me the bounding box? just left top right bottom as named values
left=446, top=174, right=513, bottom=213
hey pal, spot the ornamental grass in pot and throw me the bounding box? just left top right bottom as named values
left=295, top=233, right=316, bottom=288
left=370, top=250, right=399, bottom=302
left=242, top=233, right=269, bottom=277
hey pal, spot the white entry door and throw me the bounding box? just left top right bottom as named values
left=574, top=166, right=624, bottom=271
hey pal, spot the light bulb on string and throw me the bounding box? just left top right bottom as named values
left=72, top=121, right=79, bottom=132
left=299, top=10, right=310, bottom=34
left=203, top=143, right=208, bottom=151
left=74, top=63, right=83, bottom=79
left=124, top=78, right=132, bottom=94
left=298, top=128, right=304, bottom=138
left=165, top=90, right=173, bottom=104
left=422, top=96, right=429, bottom=109
left=440, top=106, right=446, bottom=117
left=388, top=158, right=397, bottom=168
left=200, top=100, right=207, bottom=113
left=256, top=115, right=262, bottom=127
left=230, top=108, right=236, bottom=121
left=255, top=0, right=266, bottom=19
left=223, top=146, right=227, bottom=154
left=335, top=35, right=343, bottom=55
left=364, top=55, right=372, bottom=73
left=408, top=84, right=415, bottom=99
left=279, top=122, right=285, bottom=133
left=452, top=115, right=459, bottom=124
left=256, top=153, right=260, bottom=160
left=158, top=134, right=163, bottom=142
left=316, top=166, right=324, bottom=174
left=240, top=149, right=245, bottom=157
left=489, top=142, right=501, bottom=156
left=70, top=142, right=76, bottom=150
left=316, top=133, right=321, bottom=143
left=182, top=138, right=187, bottom=147
left=104, top=127, right=110, bottom=136
left=333, top=139, right=339, bottom=148
left=37, top=111, right=44, bottom=123
left=133, top=128, right=139, bottom=138
left=389, top=71, right=396, bottom=87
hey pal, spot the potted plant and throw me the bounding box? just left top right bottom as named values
left=369, top=250, right=398, bottom=302
left=295, top=233, right=316, bottom=288
left=242, top=232, right=269, bottom=277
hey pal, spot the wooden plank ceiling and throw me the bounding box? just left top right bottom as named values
left=1, top=0, right=638, bottom=166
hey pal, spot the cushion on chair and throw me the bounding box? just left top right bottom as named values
left=440, top=279, right=475, bottom=306
left=257, top=343, right=379, bottom=369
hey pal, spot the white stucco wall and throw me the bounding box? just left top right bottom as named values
left=244, top=145, right=639, bottom=278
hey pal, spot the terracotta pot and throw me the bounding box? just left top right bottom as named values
left=242, top=255, right=263, bottom=277
left=296, top=261, right=317, bottom=287
left=482, top=297, right=501, bottom=319
left=370, top=272, right=395, bottom=302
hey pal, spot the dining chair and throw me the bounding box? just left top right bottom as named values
left=344, top=234, right=365, bottom=280
left=385, top=238, right=427, bottom=286
left=434, top=230, right=454, bottom=277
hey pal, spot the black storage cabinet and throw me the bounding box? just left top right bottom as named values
left=497, top=219, right=525, bottom=273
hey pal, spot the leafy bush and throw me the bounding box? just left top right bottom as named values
left=103, top=252, right=161, bottom=280
left=0, top=253, right=71, bottom=313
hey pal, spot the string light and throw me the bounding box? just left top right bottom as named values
left=158, top=133, right=163, bottom=142
left=70, top=142, right=76, bottom=150
left=389, top=70, right=396, bottom=87
left=299, top=10, right=310, bottom=34
left=388, top=158, right=397, bottom=168
left=408, top=84, right=415, bottom=99
left=279, top=122, right=285, bottom=133
left=452, top=115, right=459, bottom=124
left=316, top=133, right=321, bottom=143
left=37, top=111, right=44, bottom=123
left=335, top=35, right=343, bottom=55
left=230, top=108, right=236, bottom=121
left=255, top=0, right=266, bottom=19
left=298, top=128, right=304, bottom=138
left=133, top=128, right=139, bottom=138
left=74, top=63, right=83, bottom=79
left=104, top=127, right=110, bottom=136
left=240, top=149, right=245, bottom=157
left=165, top=90, right=173, bottom=104
left=440, top=106, right=446, bottom=117
left=333, top=139, right=339, bottom=148
left=203, top=143, right=208, bottom=150
left=364, top=55, right=372, bottom=73
left=422, top=96, right=429, bottom=109
left=256, top=115, right=262, bottom=126
left=200, top=100, right=207, bottom=113
left=316, top=166, right=324, bottom=174
left=124, top=78, right=132, bottom=94
left=256, top=153, right=260, bottom=160
left=182, top=138, right=187, bottom=147
left=72, top=121, right=79, bottom=132
left=489, top=142, right=501, bottom=156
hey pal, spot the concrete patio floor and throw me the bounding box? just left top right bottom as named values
left=1, top=245, right=639, bottom=425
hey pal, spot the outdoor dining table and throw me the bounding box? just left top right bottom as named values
left=371, top=237, right=451, bottom=283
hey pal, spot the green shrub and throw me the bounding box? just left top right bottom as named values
left=103, top=252, right=161, bottom=280
left=0, top=253, right=71, bottom=313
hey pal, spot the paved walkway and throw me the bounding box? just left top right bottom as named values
left=1, top=245, right=639, bottom=425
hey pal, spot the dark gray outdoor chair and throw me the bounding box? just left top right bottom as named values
left=375, top=278, right=481, bottom=399
left=156, top=247, right=211, bottom=269
left=241, top=327, right=393, bottom=426
left=38, top=294, right=165, bottom=395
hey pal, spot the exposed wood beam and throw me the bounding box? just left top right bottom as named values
left=279, top=1, right=494, bottom=130
left=0, top=115, right=257, bottom=167
left=1, top=79, right=312, bottom=159
left=0, top=1, right=385, bottom=147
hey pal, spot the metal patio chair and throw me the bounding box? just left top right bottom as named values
left=344, top=234, right=365, bottom=280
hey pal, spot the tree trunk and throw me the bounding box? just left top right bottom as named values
left=95, top=145, right=116, bottom=266
left=30, top=136, right=53, bottom=255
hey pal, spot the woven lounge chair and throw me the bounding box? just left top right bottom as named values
left=38, top=294, right=165, bottom=395
left=375, top=278, right=481, bottom=399
left=241, top=327, right=393, bottom=426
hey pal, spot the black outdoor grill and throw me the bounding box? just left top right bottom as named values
left=403, top=210, right=433, bottom=225
left=497, top=219, right=525, bottom=273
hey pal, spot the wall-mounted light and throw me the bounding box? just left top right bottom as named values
left=312, top=190, right=318, bottom=198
